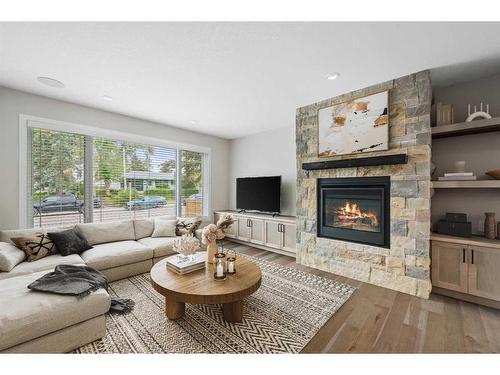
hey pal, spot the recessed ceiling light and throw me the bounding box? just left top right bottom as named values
left=102, top=95, right=113, bottom=101
left=327, top=72, right=340, bottom=81
left=190, top=120, right=199, bottom=125
left=37, top=76, right=65, bottom=88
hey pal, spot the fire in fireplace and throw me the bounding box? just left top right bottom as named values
left=329, top=200, right=380, bottom=232
left=318, top=176, right=390, bottom=248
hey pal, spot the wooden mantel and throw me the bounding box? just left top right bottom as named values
left=302, top=153, right=408, bottom=171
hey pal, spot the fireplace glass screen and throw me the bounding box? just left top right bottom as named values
left=318, top=177, right=390, bottom=248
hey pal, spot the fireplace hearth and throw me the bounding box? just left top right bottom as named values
left=317, top=176, right=390, bottom=248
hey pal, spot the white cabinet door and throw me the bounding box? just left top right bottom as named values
left=249, top=218, right=265, bottom=245
left=281, top=222, right=297, bottom=253
left=237, top=217, right=250, bottom=241
left=265, top=221, right=282, bottom=249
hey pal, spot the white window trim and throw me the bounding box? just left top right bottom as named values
left=19, top=114, right=211, bottom=228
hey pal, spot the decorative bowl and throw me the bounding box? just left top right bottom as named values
left=486, top=169, right=500, bottom=180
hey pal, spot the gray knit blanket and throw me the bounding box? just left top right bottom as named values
left=28, top=264, right=134, bottom=313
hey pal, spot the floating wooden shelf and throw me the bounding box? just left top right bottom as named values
left=431, top=233, right=500, bottom=250
left=431, top=180, right=500, bottom=189
left=302, top=154, right=407, bottom=170
left=432, top=117, right=500, bottom=139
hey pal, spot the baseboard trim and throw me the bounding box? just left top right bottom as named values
left=432, top=286, right=500, bottom=309
left=225, top=238, right=296, bottom=258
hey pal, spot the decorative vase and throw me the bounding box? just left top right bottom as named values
left=206, top=241, right=217, bottom=264
left=454, top=161, right=466, bottom=173
left=484, top=212, right=496, bottom=239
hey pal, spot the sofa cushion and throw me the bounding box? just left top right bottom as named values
left=176, top=217, right=202, bottom=236
left=0, top=270, right=110, bottom=351
left=0, top=254, right=85, bottom=281
left=134, top=216, right=177, bottom=240
left=11, top=233, right=58, bottom=262
left=137, top=237, right=177, bottom=258
left=0, top=242, right=26, bottom=272
left=0, top=226, right=72, bottom=244
left=75, top=220, right=135, bottom=246
left=80, top=240, right=153, bottom=270
left=133, top=218, right=154, bottom=240
left=0, top=229, right=44, bottom=244
left=152, top=219, right=177, bottom=238
left=48, top=229, right=92, bottom=256
left=194, top=228, right=203, bottom=243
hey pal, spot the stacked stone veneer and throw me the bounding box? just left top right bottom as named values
left=296, top=71, right=432, bottom=298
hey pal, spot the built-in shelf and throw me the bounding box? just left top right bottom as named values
left=431, top=180, right=500, bottom=189
left=431, top=233, right=500, bottom=250
left=432, top=117, right=500, bottom=139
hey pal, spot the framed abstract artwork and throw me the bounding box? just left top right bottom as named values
left=318, top=90, right=389, bottom=157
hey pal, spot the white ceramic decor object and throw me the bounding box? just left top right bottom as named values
left=466, top=103, right=492, bottom=122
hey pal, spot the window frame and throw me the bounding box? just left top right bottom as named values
left=19, top=114, right=211, bottom=228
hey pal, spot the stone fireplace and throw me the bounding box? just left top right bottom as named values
left=296, top=71, right=432, bottom=298
left=318, top=176, right=390, bottom=248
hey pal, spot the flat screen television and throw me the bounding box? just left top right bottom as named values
left=236, top=176, right=281, bottom=214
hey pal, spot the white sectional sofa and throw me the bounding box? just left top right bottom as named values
left=0, top=215, right=200, bottom=353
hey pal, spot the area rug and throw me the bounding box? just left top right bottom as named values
left=75, top=255, right=356, bottom=354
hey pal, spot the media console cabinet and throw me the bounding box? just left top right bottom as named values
left=214, top=210, right=296, bottom=257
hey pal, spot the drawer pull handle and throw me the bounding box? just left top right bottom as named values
left=471, top=249, right=474, bottom=265
left=463, top=248, right=466, bottom=263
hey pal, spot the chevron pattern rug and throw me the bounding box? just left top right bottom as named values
left=75, top=255, right=355, bottom=353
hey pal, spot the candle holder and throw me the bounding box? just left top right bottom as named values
left=226, top=249, right=236, bottom=275
left=217, top=242, right=225, bottom=255
left=213, top=253, right=226, bottom=281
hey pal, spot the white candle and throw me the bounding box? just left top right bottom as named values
left=228, top=261, right=234, bottom=273
left=216, top=262, right=224, bottom=277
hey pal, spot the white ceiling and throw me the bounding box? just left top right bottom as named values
left=1, top=22, right=500, bottom=139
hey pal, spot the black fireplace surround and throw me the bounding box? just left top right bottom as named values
left=317, top=176, right=390, bottom=248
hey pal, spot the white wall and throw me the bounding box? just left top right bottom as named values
left=0, top=86, right=230, bottom=230
left=228, top=126, right=296, bottom=216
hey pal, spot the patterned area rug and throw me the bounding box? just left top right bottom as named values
left=75, top=256, right=355, bottom=354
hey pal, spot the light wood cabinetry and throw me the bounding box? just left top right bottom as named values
left=431, top=234, right=500, bottom=306
left=214, top=211, right=296, bottom=256
left=431, top=241, right=467, bottom=293
left=468, top=245, right=500, bottom=301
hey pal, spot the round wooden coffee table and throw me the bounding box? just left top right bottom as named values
left=150, top=255, right=262, bottom=322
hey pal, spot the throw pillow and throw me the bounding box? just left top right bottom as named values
left=11, top=233, right=57, bottom=262
left=48, top=229, right=93, bottom=256
left=0, top=242, right=26, bottom=272
left=151, top=219, right=177, bottom=238
left=176, top=218, right=202, bottom=236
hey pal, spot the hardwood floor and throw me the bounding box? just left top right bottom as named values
left=224, top=240, right=500, bottom=353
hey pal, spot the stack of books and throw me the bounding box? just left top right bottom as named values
left=438, top=172, right=476, bottom=181
left=165, top=252, right=206, bottom=275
